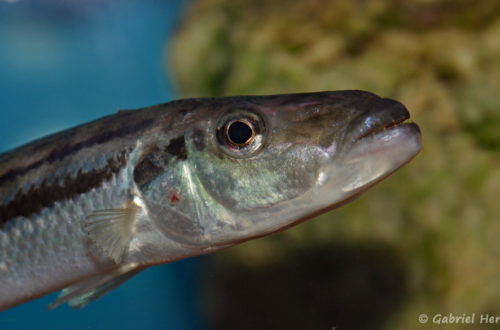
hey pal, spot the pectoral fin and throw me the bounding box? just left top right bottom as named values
left=48, top=264, right=145, bottom=310
left=85, top=203, right=139, bottom=264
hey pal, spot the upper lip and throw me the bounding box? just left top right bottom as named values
left=358, top=116, right=410, bottom=140
left=351, top=97, right=411, bottom=143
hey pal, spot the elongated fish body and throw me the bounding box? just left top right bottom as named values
left=0, top=91, right=421, bottom=311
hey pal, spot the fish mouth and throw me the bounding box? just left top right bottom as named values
left=343, top=117, right=421, bottom=183
left=349, top=97, right=413, bottom=146
left=333, top=96, right=422, bottom=198
left=357, top=117, right=410, bottom=142
left=352, top=121, right=422, bottom=158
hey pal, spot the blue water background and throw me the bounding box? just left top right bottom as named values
left=0, top=1, right=207, bottom=329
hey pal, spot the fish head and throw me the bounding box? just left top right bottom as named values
left=139, top=91, right=421, bottom=253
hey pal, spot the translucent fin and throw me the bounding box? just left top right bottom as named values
left=85, top=204, right=139, bottom=264
left=47, top=264, right=144, bottom=310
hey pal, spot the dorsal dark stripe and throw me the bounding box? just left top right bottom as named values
left=0, top=118, right=154, bottom=187
left=0, top=151, right=127, bottom=228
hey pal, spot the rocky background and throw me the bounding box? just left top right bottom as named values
left=169, top=1, right=500, bottom=329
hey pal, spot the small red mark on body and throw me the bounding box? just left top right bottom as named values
left=168, top=189, right=181, bottom=205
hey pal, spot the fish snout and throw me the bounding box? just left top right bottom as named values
left=346, top=97, right=411, bottom=146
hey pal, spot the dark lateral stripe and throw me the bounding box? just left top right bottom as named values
left=0, top=152, right=127, bottom=228
left=0, top=118, right=154, bottom=186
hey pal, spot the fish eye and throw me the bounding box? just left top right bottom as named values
left=226, top=119, right=255, bottom=146
left=216, top=109, right=266, bottom=157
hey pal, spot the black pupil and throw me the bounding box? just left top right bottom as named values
left=228, top=121, right=253, bottom=145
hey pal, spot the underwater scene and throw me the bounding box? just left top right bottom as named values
left=1, top=0, right=500, bottom=329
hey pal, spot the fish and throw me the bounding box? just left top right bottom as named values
left=0, top=91, right=421, bottom=311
